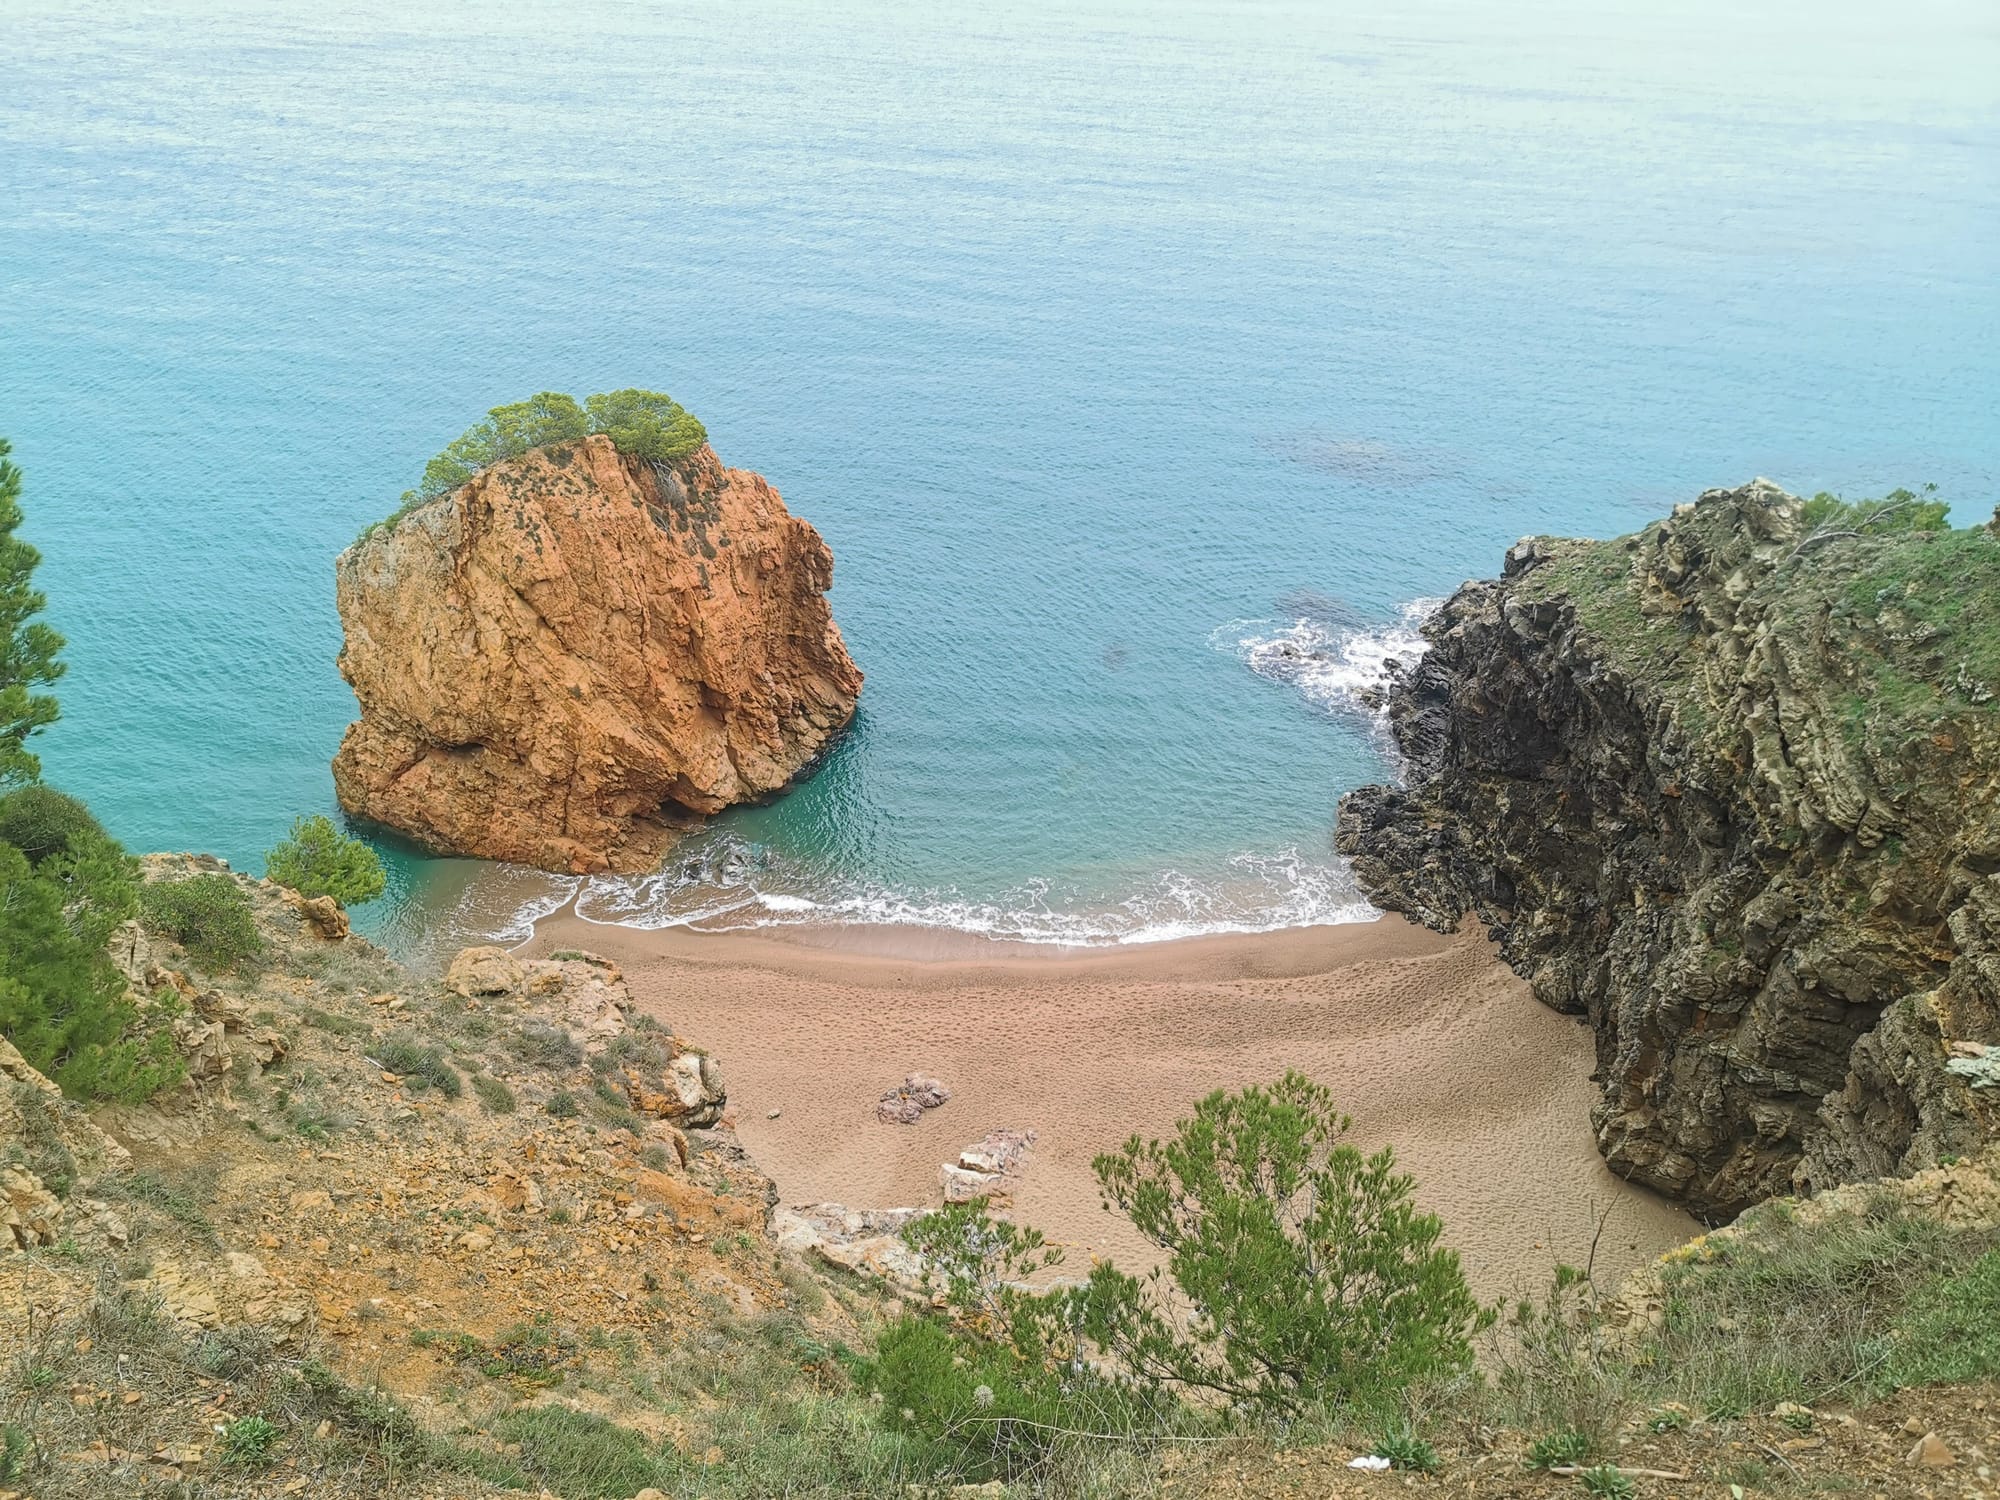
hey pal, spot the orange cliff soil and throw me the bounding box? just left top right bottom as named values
left=331, top=435, right=862, bottom=873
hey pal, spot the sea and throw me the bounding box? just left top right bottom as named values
left=4, top=0, right=1995, bottom=962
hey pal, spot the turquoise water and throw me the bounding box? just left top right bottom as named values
left=4, top=0, right=1996, bottom=954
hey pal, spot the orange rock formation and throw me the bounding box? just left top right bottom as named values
left=332, top=435, right=861, bottom=872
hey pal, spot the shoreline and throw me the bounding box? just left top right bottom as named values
left=522, top=912, right=1698, bottom=1298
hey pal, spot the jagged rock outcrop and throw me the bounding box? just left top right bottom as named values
left=2, top=1037, right=130, bottom=1250
left=1337, top=482, right=2000, bottom=1217
left=332, top=434, right=862, bottom=872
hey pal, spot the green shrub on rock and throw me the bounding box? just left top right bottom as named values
left=368, top=387, right=709, bottom=541
left=140, top=873, right=262, bottom=971
left=376, top=1033, right=461, bottom=1098
left=582, top=388, right=706, bottom=468
left=412, top=390, right=588, bottom=504
left=264, top=814, right=385, bottom=907
left=0, top=816, right=176, bottom=1103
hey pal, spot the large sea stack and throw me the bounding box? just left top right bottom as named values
left=332, top=435, right=861, bottom=873
left=1337, top=482, right=2000, bottom=1217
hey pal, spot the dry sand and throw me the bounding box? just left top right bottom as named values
left=526, top=914, right=1697, bottom=1297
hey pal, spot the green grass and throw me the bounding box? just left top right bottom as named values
left=375, top=1033, right=462, bottom=1098
left=491, top=1407, right=677, bottom=1499
left=1486, top=1198, right=2000, bottom=1448
left=510, top=1022, right=583, bottom=1070
left=219, top=1415, right=281, bottom=1467
left=1370, top=1426, right=1440, bottom=1474
left=1511, top=493, right=2000, bottom=769
left=470, top=1072, right=517, bottom=1114
left=100, top=1168, right=219, bottom=1246
left=299, top=1005, right=370, bottom=1038
left=1524, top=1429, right=1593, bottom=1470
left=1881, top=1247, right=2000, bottom=1388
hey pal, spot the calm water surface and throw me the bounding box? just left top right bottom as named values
left=4, top=0, right=1995, bottom=957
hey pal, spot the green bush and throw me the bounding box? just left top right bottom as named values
left=1798, top=483, right=1949, bottom=537
left=873, top=1311, right=1163, bottom=1484
left=140, top=873, right=262, bottom=970
left=264, top=814, right=386, bottom=907
left=0, top=436, right=65, bottom=790
left=1579, top=1463, right=1637, bottom=1498
left=1370, top=1425, right=1440, bottom=1474
left=0, top=785, right=104, bottom=864
left=511, top=1022, right=583, bottom=1070
left=546, top=1089, right=580, bottom=1119
left=368, top=387, right=708, bottom=540
left=0, top=825, right=177, bottom=1103
left=1525, top=1429, right=1593, bottom=1470
left=411, top=390, right=587, bottom=504
left=583, top=388, right=707, bottom=468
left=376, top=1033, right=461, bottom=1098
left=0, top=1423, right=27, bottom=1483
left=1086, top=1072, right=1491, bottom=1416
left=470, top=1072, right=516, bottom=1114
left=220, top=1415, right=280, bottom=1468
left=491, top=1406, right=676, bottom=1500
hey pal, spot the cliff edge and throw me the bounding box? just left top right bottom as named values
left=1337, top=482, right=2000, bottom=1217
left=332, top=434, right=861, bottom=873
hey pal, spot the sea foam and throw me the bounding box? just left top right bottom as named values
left=1215, top=596, right=1442, bottom=724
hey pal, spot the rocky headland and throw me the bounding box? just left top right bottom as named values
left=332, top=434, right=861, bottom=873
left=1338, top=481, right=2000, bottom=1217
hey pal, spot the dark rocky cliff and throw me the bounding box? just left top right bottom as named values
left=1337, top=481, right=2000, bottom=1218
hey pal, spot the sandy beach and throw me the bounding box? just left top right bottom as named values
left=525, top=913, right=1697, bottom=1298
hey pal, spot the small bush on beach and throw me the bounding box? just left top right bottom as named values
left=1087, top=1071, right=1490, bottom=1416
left=140, top=872, right=261, bottom=970
left=264, top=813, right=385, bottom=906
left=881, top=1075, right=1489, bottom=1481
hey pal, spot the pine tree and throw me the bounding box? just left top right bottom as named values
left=0, top=438, right=65, bottom=788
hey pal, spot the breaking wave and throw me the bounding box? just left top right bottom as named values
left=426, top=838, right=1382, bottom=953
left=1212, top=596, right=1442, bottom=723
left=426, top=597, right=1449, bottom=954
left=563, top=838, right=1380, bottom=946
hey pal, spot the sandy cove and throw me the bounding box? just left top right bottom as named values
left=524, top=914, right=1697, bottom=1297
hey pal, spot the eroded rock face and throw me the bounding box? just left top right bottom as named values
left=1336, top=482, right=2000, bottom=1218
left=333, top=435, right=862, bottom=872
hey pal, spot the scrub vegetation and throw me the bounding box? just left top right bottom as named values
left=264, top=813, right=386, bottom=907
left=362, top=388, right=707, bottom=540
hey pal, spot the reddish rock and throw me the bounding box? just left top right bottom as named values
left=332, top=435, right=861, bottom=872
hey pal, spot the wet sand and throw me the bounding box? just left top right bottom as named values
left=524, top=914, right=1696, bottom=1297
